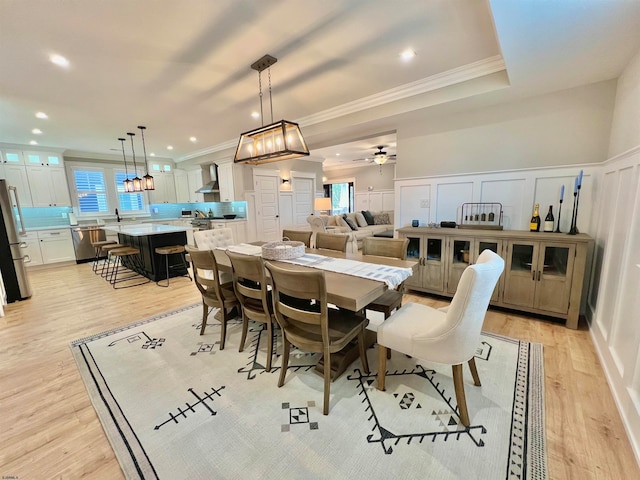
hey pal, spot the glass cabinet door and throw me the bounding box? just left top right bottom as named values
left=503, top=241, right=538, bottom=308
left=534, top=243, right=575, bottom=314
left=446, top=238, right=472, bottom=294
left=403, top=235, right=423, bottom=288
left=475, top=239, right=502, bottom=302
left=424, top=236, right=444, bottom=291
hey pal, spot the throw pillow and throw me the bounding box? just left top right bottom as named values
left=337, top=215, right=350, bottom=229
left=342, top=214, right=358, bottom=231
left=362, top=210, right=375, bottom=225
left=373, top=213, right=390, bottom=225
left=355, top=212, right=368, bottom=228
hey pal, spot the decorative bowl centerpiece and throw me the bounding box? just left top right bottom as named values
left=223, top=214, right=237, bottom=220
left=261, top=241, right=306, bottom=260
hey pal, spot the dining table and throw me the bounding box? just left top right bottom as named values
left=211, top=245, right=418, bottom=378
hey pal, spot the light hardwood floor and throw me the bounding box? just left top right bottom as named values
left=0, top=263, right=638, bottom=479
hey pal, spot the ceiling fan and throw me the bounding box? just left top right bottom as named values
left=372, top=145, right=396, bottom=165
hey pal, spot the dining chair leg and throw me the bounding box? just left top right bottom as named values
left=278, top=339, right=290, bottom=387
left=452, top=364, right=470, bottom=427
left=323, top=349, right=331, bottom=415
left=377, top=345, right=387, bottom=391
left=357, top=329, right=370, bottom=374
left=468, top=357, right=481, bottom=386
left=265, top=322, right=273, bottom=372
left=239, top=311, right=248, bottom=352
left=199, top=302, right=208, bottom=335
left=219, top=309, right=227, bottom=350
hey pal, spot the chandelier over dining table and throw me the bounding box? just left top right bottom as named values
left=234, top=54, right=309, bottom=165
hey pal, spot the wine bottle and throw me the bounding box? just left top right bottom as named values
left=530, top=203, right=540, bottom=232
left=544, top=205, right=554, bottom=232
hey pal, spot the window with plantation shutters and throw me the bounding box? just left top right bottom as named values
left=74, top=170, right=108, bottom=213
left=68, top=163, right=149, bottom=216
left=115, top=172, right=145, bottom=212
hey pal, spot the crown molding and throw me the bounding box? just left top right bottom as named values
left=297, top=55, right=505, bottom=126
left=177, top=56, right=505, bottom=163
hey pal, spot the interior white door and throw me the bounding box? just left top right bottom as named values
left=292, top=176, right=314, bottom=225
left=279, top=193, right=294, bottom=230
left=254, top=173, right=280, bottom=241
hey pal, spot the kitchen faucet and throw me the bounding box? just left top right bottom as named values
left=115, top=208, right=121, bottom=223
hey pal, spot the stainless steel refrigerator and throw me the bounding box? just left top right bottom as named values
left=0, top=178, right=32, bottom=302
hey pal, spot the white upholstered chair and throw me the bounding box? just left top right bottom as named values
left=193, top=228, right=235, bottom=283
left=376, top=249, right=505, bottom=426
left=193, top=228, right=234, bottom=250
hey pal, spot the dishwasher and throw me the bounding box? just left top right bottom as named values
left=71, top=226, right=107, bottom=264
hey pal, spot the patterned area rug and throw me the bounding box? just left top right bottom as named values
left=71, top=304, right=547, bottom=480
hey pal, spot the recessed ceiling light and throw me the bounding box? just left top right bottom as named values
left=29, top=140, right=38, bottom=145
left=251, top=112, right=260, bottom=119
left=189, top=137, right=197, bottom=143
left=35, top=112, right=48, bottom=119
left=400, top=49, right=416, bottom=61
left=32, top=128, right=42, bottom=134
left=150, top=153, right=156, bottom=157
left=49, top=54, right=69, bottom=68
left=167, top=145, right=173, bottom=150
left=336, top=153, right=340, bottom=156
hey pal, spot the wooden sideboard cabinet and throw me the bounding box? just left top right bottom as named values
left=397, top=227, right=592, bottom=329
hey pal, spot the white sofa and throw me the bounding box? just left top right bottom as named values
left=306, top=211, right=394, bottom=252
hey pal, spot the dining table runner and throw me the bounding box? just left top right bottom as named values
left=278, top=253, right=412, bottom=289
left=220, top=244, right=413, bottom=289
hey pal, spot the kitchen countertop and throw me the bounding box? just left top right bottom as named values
left=102, top=223, right=192, bottom=236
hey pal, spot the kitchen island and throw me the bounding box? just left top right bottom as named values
left=102, top=224, right=191, bottom=282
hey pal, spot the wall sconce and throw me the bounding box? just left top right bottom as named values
left=281, top=178, right=290, bottom=184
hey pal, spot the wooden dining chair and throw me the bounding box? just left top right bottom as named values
left=282, top=229, right=312, bottom=247
left=362, top=237, right=410, bottom=322
left=315, top=232, right=349, bottom=253
left=225, top=250, right=277, bottom=372
left=185, top=246, right=240, bottom=349
left=264, top=261, right=370, bottom=415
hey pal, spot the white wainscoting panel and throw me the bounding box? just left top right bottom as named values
left=480, top=178, right=526, bottom=230
left=587, top=147, right=640, bottom=465
left=436, top=182, right=473, bottom=223
left=609, top=166, right=639, bottom=376
left=397, top=183, right=430, bottom=227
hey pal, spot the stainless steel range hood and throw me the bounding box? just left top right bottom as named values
left=196, top=164, right=219, bottom=193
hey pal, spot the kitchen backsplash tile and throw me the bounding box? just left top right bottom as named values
left=21, top=206, right=74, bottom=229
left=19, top=202, right=247, bottom=229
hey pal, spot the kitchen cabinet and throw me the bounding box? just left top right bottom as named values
left=175, top=168, right=204, bottom=203
left=1, top=164, right=33, bottom=207
left=1, top=150, right=26, bottom=165
left=147, top=172, right=176, bottom=204
left=187, top=169, right=204, bottom=203
left=22, top=232, right=43, bottom=266
left=174, top=169, right=189, bottom=203
left=218, top=163, right=244, bottom=202
left=26, top=166, right=71, bottom=206
left=397, top=227, right=591, bottom=329
left=38, top=229, right=75, bottom=264
left=23, top=151, right=63, bottom=167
